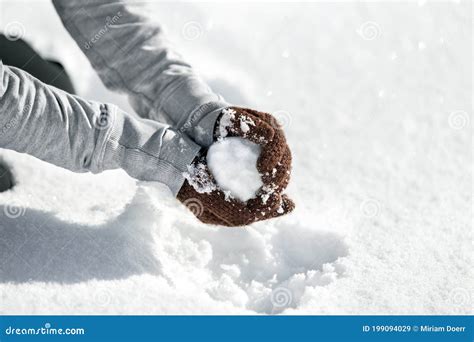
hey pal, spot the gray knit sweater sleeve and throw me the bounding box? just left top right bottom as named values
left=0, top=62, right=200, bottom=195
left=52, top=0, right=229, bottom=147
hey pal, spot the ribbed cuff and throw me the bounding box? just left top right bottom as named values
left=182, top=101, right=229, bottom=147
left=95, top=105, right=201, bottom=196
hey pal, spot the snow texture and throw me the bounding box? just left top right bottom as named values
left=0, top=1, right=471, bottom=315
left=217, top=108, right=236, bottom=138
left=183, top=160, right=217, bottom=195
left=207, top=137, right=263, bottom=202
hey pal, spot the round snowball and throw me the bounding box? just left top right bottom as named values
left=207, top=137, right=263, bottom=202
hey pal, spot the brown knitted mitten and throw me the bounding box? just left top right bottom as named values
left=177, top=107, right=295, bottom=226
left=177, top=154, right=294, bottom=226
left=215, top=107, right=292, bottom=192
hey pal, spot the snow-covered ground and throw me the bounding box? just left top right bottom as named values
left=0, top=0, right=472, bottom=314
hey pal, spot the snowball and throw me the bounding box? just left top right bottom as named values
left=207, top=137, right=263, bottom=202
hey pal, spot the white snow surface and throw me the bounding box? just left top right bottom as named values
left=207, top=137, right=263, bottom=202
left=0, top=1, right=471, bottom=315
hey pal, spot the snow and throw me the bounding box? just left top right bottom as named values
left=207, top=137, right=263, bottom=202
left=218, top=108, right=256, bottom=137
left=183, top=160, right=217, bottom=195
left=0, top=0, right=471, bottom=315
left=217, top=108, right=235, bottom=138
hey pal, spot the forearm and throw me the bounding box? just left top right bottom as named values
left=0, top=62, right=199, bottom=195
left=53, top=0, right=228, bottom=146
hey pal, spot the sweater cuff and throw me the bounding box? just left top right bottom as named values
left=94, top=105, right=201, bottom=196
left=175, top=101, right=227, bottom=148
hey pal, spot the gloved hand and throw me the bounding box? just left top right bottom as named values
left=177, top=154, right=294, bottom=226
left=214, top=107, right=292, bottom=190
left=177, top=107, right=295, bottom=226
